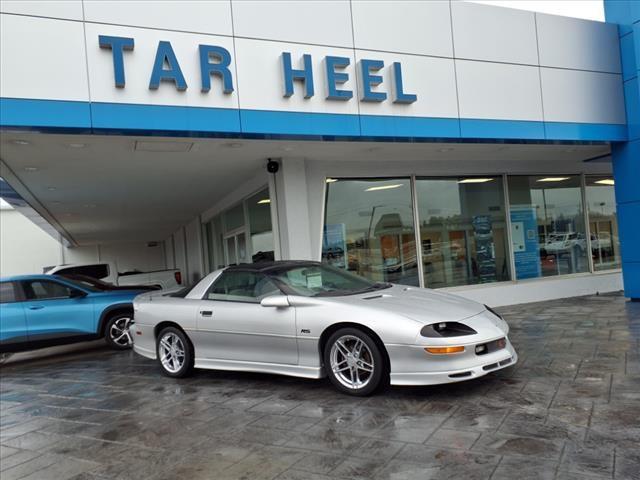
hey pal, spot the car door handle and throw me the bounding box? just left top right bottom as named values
left=200, top=311, right=213, bottom=317
left=28, top=305, right=44, bottom=310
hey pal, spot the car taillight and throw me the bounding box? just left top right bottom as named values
left=174, top=271, right=182, bottom=284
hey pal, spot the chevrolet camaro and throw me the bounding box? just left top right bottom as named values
left=130, top=261, right=517, bottom=396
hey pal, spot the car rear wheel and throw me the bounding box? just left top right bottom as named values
left=105, top=313, right=133, bottom=350
left=324, top=328, right=386, bottom=396
left=156, top=327, right=194, bottom=378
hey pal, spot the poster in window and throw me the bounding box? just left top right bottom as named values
left=510, top=205, right=541, bottom=279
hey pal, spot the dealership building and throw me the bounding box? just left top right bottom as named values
left=1, top=0, right=639, bottom=306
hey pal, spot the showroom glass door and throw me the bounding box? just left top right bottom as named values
left=224, top=232, right=248, bottom=266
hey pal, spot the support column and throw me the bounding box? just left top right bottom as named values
left=605, top=1, right=640, bottom=299
left=272, top=157, right=313, bottom=260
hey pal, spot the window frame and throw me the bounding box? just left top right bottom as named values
left=320, top=172, right=618, bottom=290
left=21, top=279, right=84, bottom=302
left=203, top=270, right=283, bottom=304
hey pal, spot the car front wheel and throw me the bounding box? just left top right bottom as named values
left=156, top=327, right=194, bottom=378
left=324, top=328, right=387, bottom=396
left=105, top=313, right=133, bottom=350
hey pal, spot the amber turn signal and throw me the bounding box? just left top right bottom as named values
left=425, top=346, right=465, bottom=355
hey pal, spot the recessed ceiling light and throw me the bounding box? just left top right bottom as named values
left=458, top=178, right=494, bottom=184
left=326, top=178, right=338, bottom=183
left=24, top=166, right=38, bottom=172
left=11, top=139, right=30, bottom=146
left=594, top=179, right=614, bottom=186
left=257, top=199, right=271, bottom=205
left=67, top=143, right=86, bottom=148
left=134, top=140, right=193, bottom=152
left=537, top=177, right=570, bottom=182
left=365, top=184, right=403, bottom=192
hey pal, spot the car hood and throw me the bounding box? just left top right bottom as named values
left=324, top=284, right=487, bottom=324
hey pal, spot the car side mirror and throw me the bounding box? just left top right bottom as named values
left=260, top=295, right=290, bottom=308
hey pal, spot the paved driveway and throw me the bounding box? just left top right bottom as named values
left=1, top=293, right=638, bottom=480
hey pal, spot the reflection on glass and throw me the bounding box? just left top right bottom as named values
left=226, top=236, right=237, bottom=265
left=416, top=177, right=510, bottom=288
left=247, top=188, right=275, bottom=262
left=322, top=178, right=419, bottom=286
left=224, top=203, right=244, bottom=232
left=508, top=175, right=588, bottom=279
left=585, top=176, right=620, bottom=270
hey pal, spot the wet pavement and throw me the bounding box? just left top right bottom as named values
left=1, top=292, right=639, bottom=480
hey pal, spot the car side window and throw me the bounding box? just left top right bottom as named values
left=23, top=280, right=76, bottom=301
left=205, top=271, right=280, bottom=303
left=0, top=282, right=18, bottom=303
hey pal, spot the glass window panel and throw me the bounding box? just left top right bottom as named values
left=237, top=233, right=247, bottom=263
left=226, top=236, right=237, bottom=266
left=24, top=280, right=74, bottom=300
left=322, top=178, right=419, bottom=286
left=224, top=203, right=244, bottom=232
left=416, top=176, right=510, bottom=288
left=206, top=271, right=280, bottom=303
left=508, top=175, right=588, bottom=279
left=204, top=222, right=214, bottom=273
left=585, top=175, right=621, bottom=271
left=212, top=216, right=225, bottom=269
left=247, top=188, right=275, bottom=262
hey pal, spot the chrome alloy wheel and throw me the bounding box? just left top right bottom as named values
left=330, top=335, right=375, bottom=390
left=109, top=317, right=133, bottom=347
left=159, top=332, right=186, bottom=374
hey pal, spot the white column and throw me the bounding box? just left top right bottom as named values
left=273, top=157, right=314, bottom=260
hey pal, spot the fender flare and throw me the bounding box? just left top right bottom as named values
left=97, top=303, right=133, bottom=337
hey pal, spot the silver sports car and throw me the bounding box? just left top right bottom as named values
left=130, top=261, right=517, bottom=396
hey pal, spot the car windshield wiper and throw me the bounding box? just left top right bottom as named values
left=314, top=283, right=392, bottom=297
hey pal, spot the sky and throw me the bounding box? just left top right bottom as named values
left=470, top=1, right=605, bottom=21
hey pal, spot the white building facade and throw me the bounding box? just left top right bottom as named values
left=1, top=0, right=638, bottom=305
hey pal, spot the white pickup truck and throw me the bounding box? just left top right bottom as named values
left=44, top=262, right=182, bottom=290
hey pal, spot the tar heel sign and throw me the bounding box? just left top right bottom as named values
left=98, top=35, right=417, bottom=105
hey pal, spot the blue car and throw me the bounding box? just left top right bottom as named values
left=0, top=274, right=147, bottom=353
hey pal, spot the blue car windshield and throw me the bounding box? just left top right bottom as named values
left=58, top=278, right=101, bottom=293
left=270, top=264, right=391, bottom=297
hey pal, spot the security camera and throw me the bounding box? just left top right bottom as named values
left=266, top=159, right=280, bottom=174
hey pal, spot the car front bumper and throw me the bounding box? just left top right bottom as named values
left=387, top=337, right=518, bottom=386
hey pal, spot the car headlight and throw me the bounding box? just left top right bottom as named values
left=420, top=322, right=477, bottom=338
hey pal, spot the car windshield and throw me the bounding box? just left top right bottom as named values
left=269, top=264, right=391, bottom=297
left=56, top=277, right=101, bottom=293
left=58, top=274, right=112, bottom=290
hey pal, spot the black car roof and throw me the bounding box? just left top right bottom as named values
left=225, top=260, right=321, bottom=273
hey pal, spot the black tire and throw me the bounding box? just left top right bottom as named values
left=324, top=327, right=387, bottom=396
left=104, top=312, right=134, bottom=350
left=156, top=326, right=194, bottom=378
